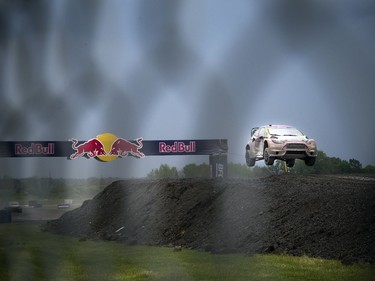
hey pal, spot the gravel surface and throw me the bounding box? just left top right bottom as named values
left=45, top=174, right=375, bottom=264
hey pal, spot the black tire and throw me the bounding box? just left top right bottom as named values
left=286, top=159, right=295, bottom=168
left=245, top=149, right=256, bottom=167
left=264, top=147, right=275, bottom=165
left=305, top=157, right=316, bottom=166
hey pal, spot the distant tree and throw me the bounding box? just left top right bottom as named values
left=147, top=164, right=179, bottom=179
left=289, top=151, right=366, bottom=174
left=313, top=150, right=331, bottom=174
left=252, top=166, right=271, bottom=177
left=364, top=165, right=375, bottom=174
left=146, top=151, right=372, bottom=179
left=349, top=159, right=362, bottom=171
left=183, top=163, right=209, bottom=178
left=228, top=162, right=271, bottom=178
left=228, top=162, right=253, bottom=178
left=47, top=179, right=68, bottom=199
left=147, top=169, right=157, bottom=179
left=290, top=159, right=313, bottom=174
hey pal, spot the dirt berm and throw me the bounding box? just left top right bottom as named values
left=45, top=174, right=375, bottom=264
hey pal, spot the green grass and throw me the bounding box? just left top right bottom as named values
left=0, top=224, right=374, bottom=281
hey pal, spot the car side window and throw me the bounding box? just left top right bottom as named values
left=259, top=128, right=265, bottom=138
left=253, top=130, right=259, bottom=139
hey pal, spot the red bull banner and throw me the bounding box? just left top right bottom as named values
left=0, top=133, right=228, bottom=162
left=0, top=133, right=228, bottom=177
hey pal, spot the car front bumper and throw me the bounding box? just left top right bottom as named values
left=268, top=142, right=317, bottom=159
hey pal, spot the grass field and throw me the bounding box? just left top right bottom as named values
left=0, top=224, right=374, bottom=281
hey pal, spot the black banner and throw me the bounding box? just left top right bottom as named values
left=0, top=139, right=228, bottom=158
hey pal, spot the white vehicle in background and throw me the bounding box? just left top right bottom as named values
left=5, top=201, right=23, bottom=213
left=245, top=125, right=317, bottom=168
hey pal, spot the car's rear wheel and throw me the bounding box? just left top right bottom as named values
left=305, top=156, right=316, bottom=166
left=245, top=148, right=256, bottom=167
left=286, top=159, right=295, bottom=168
left=264, top=147, right=274, bottom=165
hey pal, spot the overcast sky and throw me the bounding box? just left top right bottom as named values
left=0, top=0, right=374, bottom=178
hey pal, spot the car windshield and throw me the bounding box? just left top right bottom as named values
left=268, top=127, right=303, bottom=137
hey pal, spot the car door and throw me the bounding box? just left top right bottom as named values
left=253, top=127, right=265, bottom=157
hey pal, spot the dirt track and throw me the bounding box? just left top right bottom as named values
left=45, top=174, right=375, bottom=264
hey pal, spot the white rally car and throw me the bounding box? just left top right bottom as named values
left=245, top=125, right=317, bottom=167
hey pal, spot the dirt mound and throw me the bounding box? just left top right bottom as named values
left=45, top=174, right=375, bottom=264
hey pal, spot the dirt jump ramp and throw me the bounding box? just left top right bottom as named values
left=45, top=174, right=375, bottom=264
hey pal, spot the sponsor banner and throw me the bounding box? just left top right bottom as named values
left=0, top=138, right=228, bottom=159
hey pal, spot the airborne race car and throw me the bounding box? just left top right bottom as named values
left=245, top=125, right=317, bottom=168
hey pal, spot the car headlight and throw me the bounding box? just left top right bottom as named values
left=306, top=139, right=316, bottom=145
left=272, top=139, right=286, bottom=144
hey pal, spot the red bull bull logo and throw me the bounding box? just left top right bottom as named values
left=70, top=133, right=144, bottom=162
left=109, top=138, right=145, bottom=158
left=70, top=138, right=106, bottom=159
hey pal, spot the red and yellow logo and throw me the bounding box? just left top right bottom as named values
left=70, top=133, right=144, bottom=162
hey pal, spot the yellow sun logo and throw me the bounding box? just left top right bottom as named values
left=96, top=133, right=118, bottom=162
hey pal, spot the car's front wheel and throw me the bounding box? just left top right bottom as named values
left=264, top=147, right=275, bottom=165
left=245, top=148, right=256, bottom=167
left=305, top=156, right=316, bottom=166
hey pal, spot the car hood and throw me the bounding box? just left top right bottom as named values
left=272, top=135, right=308, bottom=142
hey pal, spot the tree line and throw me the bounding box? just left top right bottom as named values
left=147, top=150, right=375, bottom=179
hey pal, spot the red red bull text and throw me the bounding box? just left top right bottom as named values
left=15, top=143, right=55, bottom=155
left=159, top=141, right=196, bottom=153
